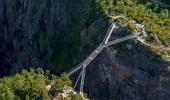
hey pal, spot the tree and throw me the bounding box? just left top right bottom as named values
left=42, top=92, right=50, bottom=100
left=71, top=94, right=84, bottom=100
left=0, top=68, right=72, bottom=100
left=25, top=95, right=30, bottom=100
left=55, top=73, right=72, bottom=89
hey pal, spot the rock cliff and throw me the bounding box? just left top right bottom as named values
left=0, top=0, right=170, bottom=100
left=0, top=0, right=87, bottom=76
left=79, top=20, right=170, bottom=100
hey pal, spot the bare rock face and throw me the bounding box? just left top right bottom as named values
left=79, top=20, right=170, bottom=100
left=0, top=0, right=84, bottom=76
left=0, top=1, right=170, bottom=100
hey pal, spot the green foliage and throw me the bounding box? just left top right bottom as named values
left=116, top=18, right=137, bottom=32
left=55, top=73, right=72, bottom=89
left=17, top=0, right=170, bottom=76
left=25, top=95, right=30, bottom=100
left=97, top=0, right=170, bottom=44
left=0, top=68, right=72, bottom=100
left=128, top=22, right=137, bottom=32
left=161, top=50, right=170, bottom=57
left=71, top=94, right=84, bottom=100
left=117, top=18, right=128, bottom=25
left=42, top=92, right=51, bottom=100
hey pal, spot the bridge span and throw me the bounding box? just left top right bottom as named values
left=68, top=16, right=147, bottom=94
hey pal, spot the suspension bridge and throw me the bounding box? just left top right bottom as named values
left=68, top=16, right=147, bottom=95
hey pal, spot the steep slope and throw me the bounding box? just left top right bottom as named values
left=77, top=18, right=170, bottom=100
left=0, top=0, right=99, bottom=76
left=0, top=0, right=170, bottom=100
left=0, top=68, right=85, bottom=100
left=69, top=1, right=170, bottom=99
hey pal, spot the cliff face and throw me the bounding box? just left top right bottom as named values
left=0, top=0, right=86, bottom=76
left=79, top=20, right=170, bottom=100
left=85, top=47, right=170, bottom=100
left=0, top=0, right=170, bottom=100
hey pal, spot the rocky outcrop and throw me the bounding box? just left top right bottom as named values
left=79, top=20, right=170, bottom=100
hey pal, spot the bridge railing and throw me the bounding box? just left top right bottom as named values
left=68, top=15, right=147, bottom=95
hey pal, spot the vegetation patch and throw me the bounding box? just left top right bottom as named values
left=97, top=0, right=170, bottom=45
left=0, top=68, right=72, bottom=100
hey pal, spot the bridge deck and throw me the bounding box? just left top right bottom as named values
left=68, top=15, right=147, bottom=94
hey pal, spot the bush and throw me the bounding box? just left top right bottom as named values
left=71, top=94, right=84, bottom=100
left=97, top=0, right=170, bottom=44
left=0, top=68, right=72, bottom=100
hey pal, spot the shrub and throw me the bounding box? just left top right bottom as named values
left=0, top=68, right=72, bottom=100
